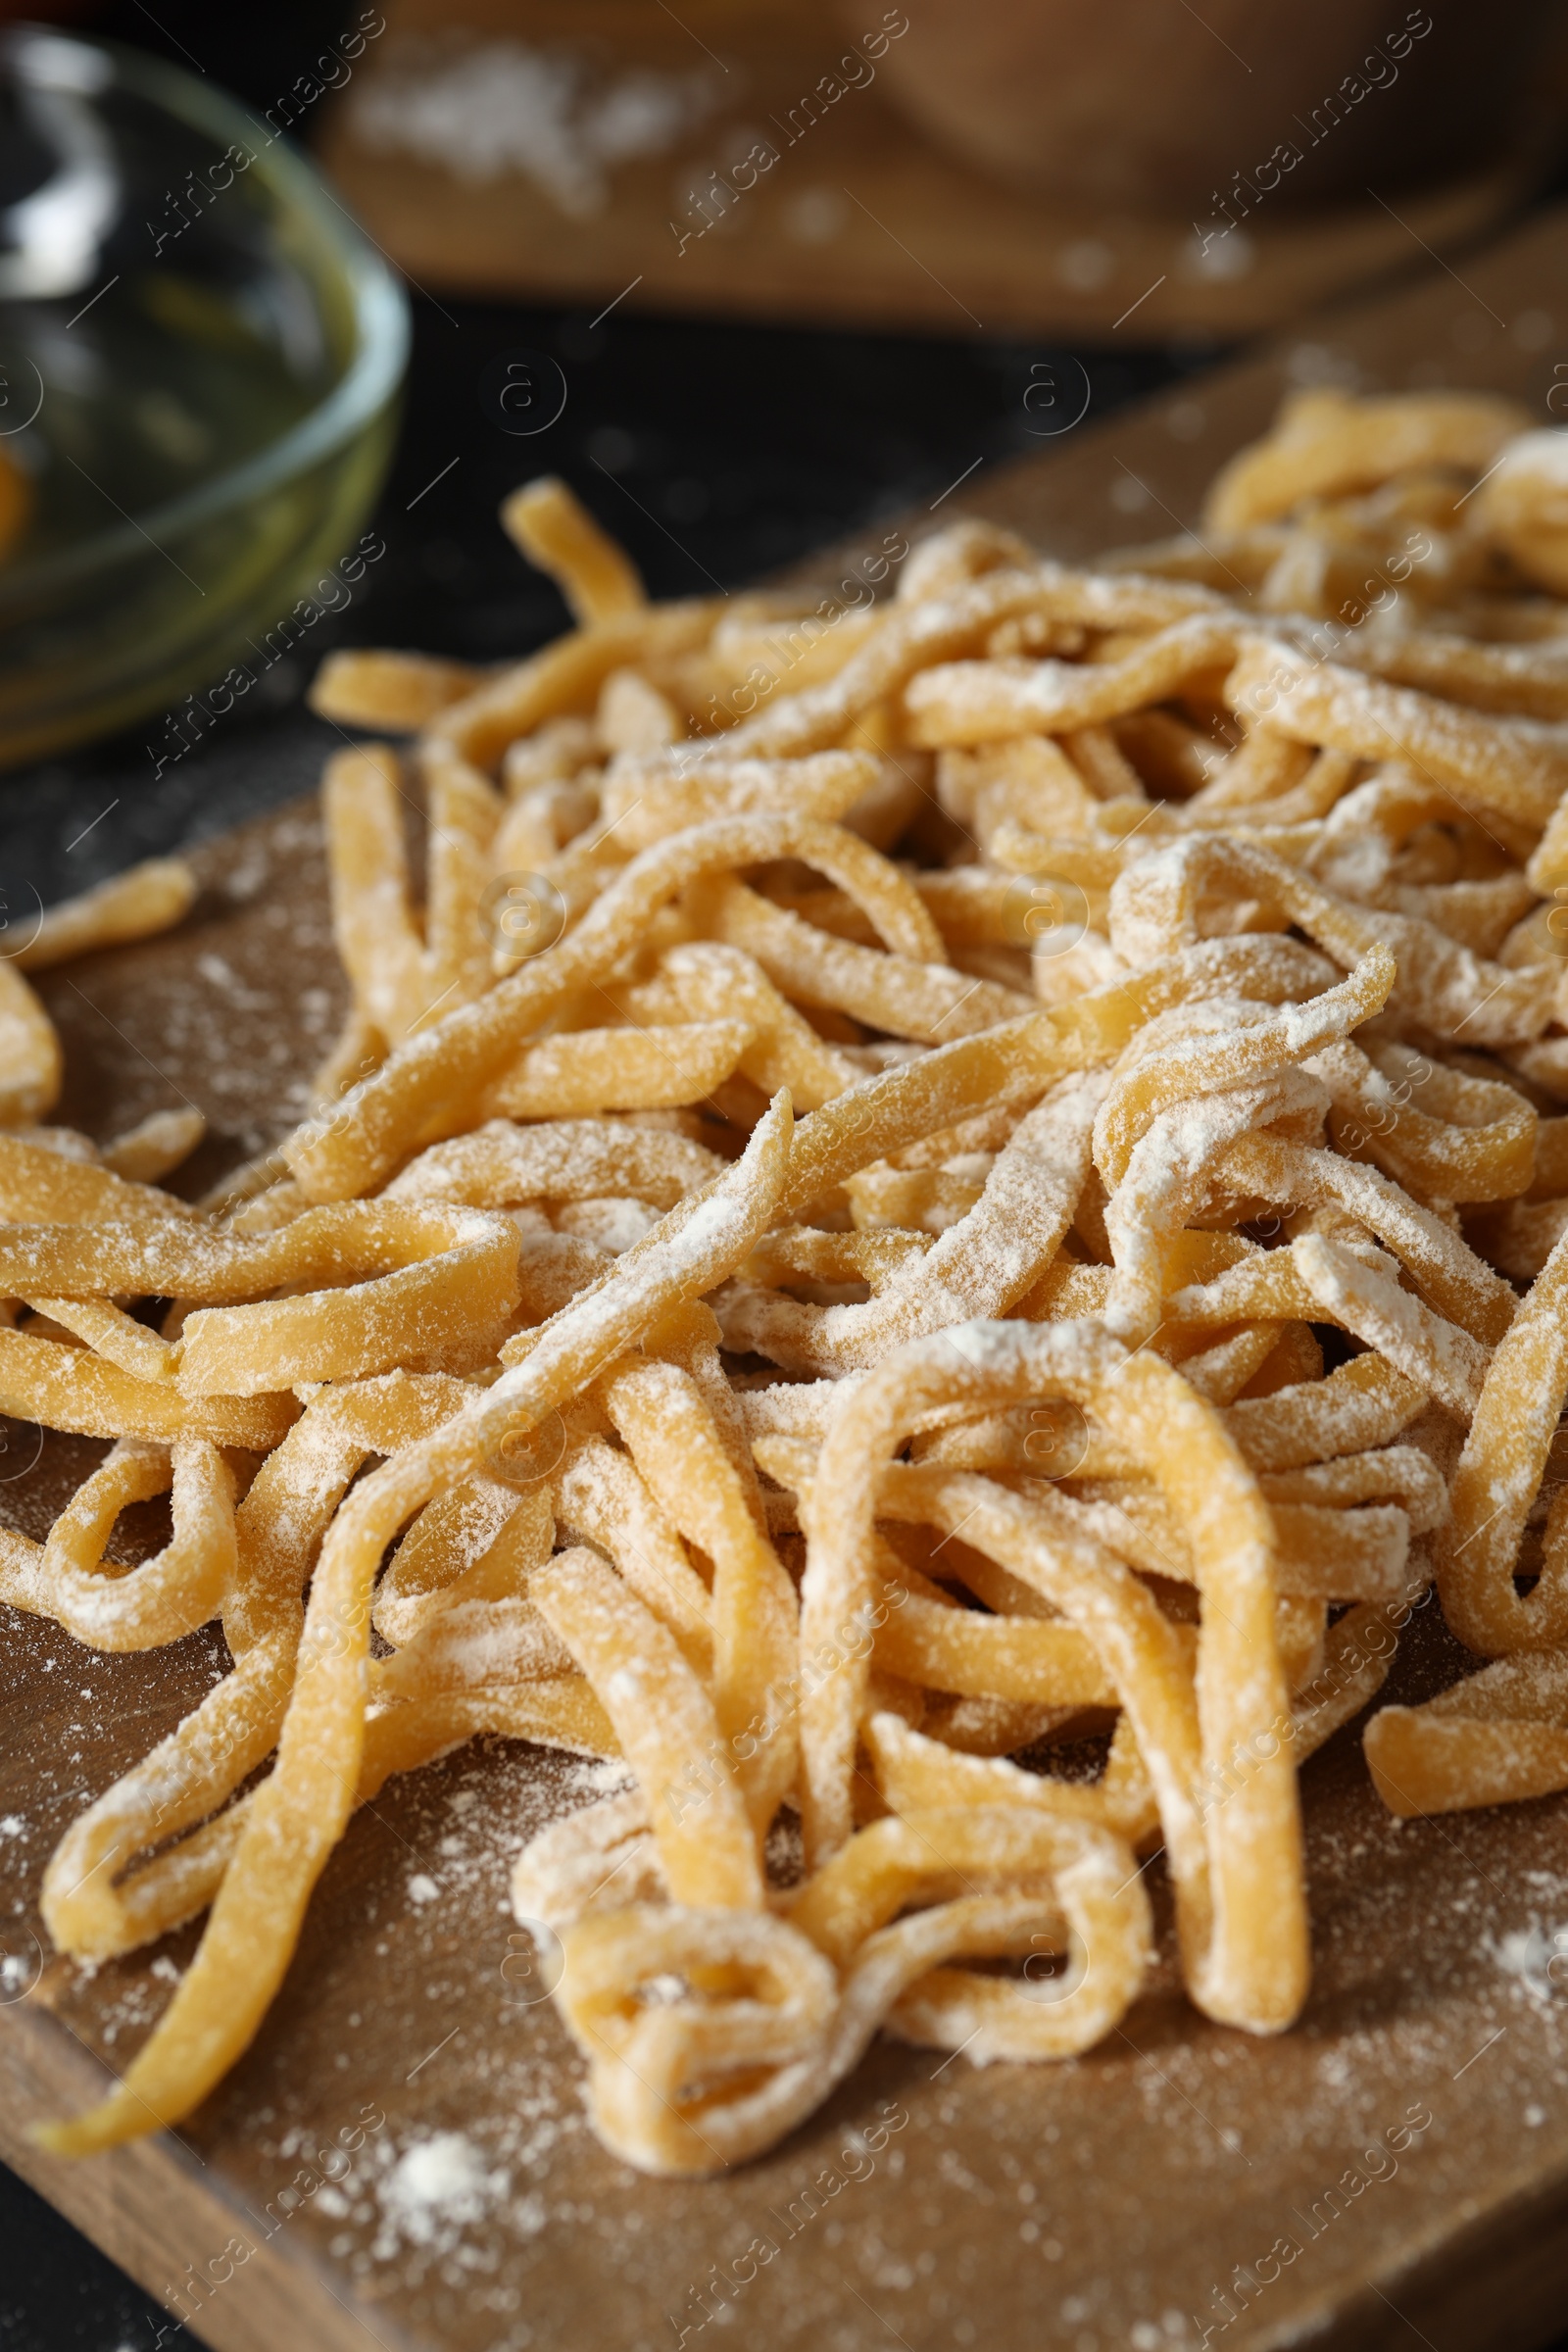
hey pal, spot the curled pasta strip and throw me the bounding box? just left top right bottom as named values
left=863, top=1708, right=1156, bottom=1844
left=748, top=1224, right=931, bottom=1290
left=1293, top=1234, right=1489, bottom=1416
left=0, top=1328, right=296, bottom=1448
left=706, top=564, right=1213, bottom=763
left=700, top=876, right=1031, bottom=1042
left=1223, top=1352, right=1426, bottom=1473
left=0, top=1440, right=235, bottom=1651
left=1092, top=946, right=1393, bottom=1189
left=372, top=1476, right=553, bottom=1644
left=553, top=1902, right=840, bottom=2175
left=1227, top=637, right=1568, bottom=830
left=864, top=1459, right=1200, bottom=1816
left=0, top=1132, right=200, bottom=1228
left=779, top=1015, right=1059, bottom=1212
left=1101, top=1066, right=1329, bottom=1345
left=1260, top=1444, right=1447, bottom=1528
left=1335, top=625, right=1568, bottom=724
left=0, top=1197, right=512, bottom=1310
left=1310, top=1039, right=1535, bottom=1203
left=1158, top=1225, right=1490, bottom=1416
left=285, top=813, right=934, bottom=1200
left=598, top=749, right=879, bottom=848
left=556, top=1434, right=714, bottom=1668
left=39, top=1375, right=473, bottom=1964
left=0, top=1202, right=520, bottom=1396
left=905, top=613, right=1243, bottom=747
left=59, top=1673, right=614, bottom=1966
left=799, top=1318, right=1305, bottom=2034
left=1213, top=1132, right=1516, bottom=1344
left=386, top=1115, right=723, bottom=1209
left=552, top=1804, right=1151, bottom=2176
left=1162, top=1235, right=1374, bottom=1333
left=599, top=1356, right=799, bottom=1830
left=1442, top=1221, right=1568, bottom=1653
left=534, top=1546, right=762, bottom=1903
left=609, top=941, right=861, bottom=1109
left=794, top=1811, right=1149, bottom=2065
left=482, top=1019, right=755, bottom=1120
left=501, top=475, right=646, bottom=625
left=37, top=1098, right=792, bottom=2152
left=0, top=860, right=196, bottom=1123
left=766, top=938, right=1339, bottom=1231
left=1054, top=1473, right=1415, bottom=1608
left=430, top=600, right=715, bottom=775
left=511, top=1788, right=664, bottom=1930
left=1109, top=831, right=1556, bottom=1047
left=721, top=1070, right=1103, bottom=1375
left=1366, top=1648, right=1568, bottom=1816
left=1201, top=387, right=1527, bottom=530
left=863, top=1530, right=1123, bottom=1710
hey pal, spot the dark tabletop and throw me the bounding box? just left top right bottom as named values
left=5, top=8, right=1566, bottom=2352
left=0, top=294, right=1208, bottom=913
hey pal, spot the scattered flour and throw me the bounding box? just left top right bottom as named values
left=349, top=38, right=726, bottom=217
left=376, top=2132, right=509, bottom=2253
left=1489, top=1922, right=1568, bottom=2003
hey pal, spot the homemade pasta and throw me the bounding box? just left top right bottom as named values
left=16, top=387, right=1568, bottom=2175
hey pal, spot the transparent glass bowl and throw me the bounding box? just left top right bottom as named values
left=0, top=25, right=409, bottom=768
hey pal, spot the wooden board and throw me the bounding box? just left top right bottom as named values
left=315, top=0, right=1554, bottom=341
left=7, top=208, right=1568, bottom=2352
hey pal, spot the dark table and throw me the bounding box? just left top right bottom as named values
left=0, top=288, right=1208, bottom=909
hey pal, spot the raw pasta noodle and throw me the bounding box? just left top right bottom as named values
left=0, top=858, right=195, bottom=1124
left=1365, top=1648, right=1568, bottom=1814
left=13, top=403, right=1568, bottom=2171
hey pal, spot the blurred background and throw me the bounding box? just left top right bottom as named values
left=2, top=0, right=1568, bottom=2343
left=1, top=0, right=1567, bottom=859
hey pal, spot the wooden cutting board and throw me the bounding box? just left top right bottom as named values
left=7, top=209, right=1568, bottom=2352
left=315, top=0, right=1557, bottom=340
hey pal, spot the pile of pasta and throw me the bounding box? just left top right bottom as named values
left=13, top=389, right=1568, bottom=2178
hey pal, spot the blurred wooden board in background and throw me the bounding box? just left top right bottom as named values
left=5, top=209, right=1568, bottom=2352
left=316, top=0, right=1560, bottom=340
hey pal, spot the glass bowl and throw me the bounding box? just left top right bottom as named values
left=0, top=24, right=409, bottom=769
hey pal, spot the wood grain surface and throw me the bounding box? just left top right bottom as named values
left=315, top=0, right=1551, bottom=339
left=6, top=211, right=1568, bottom=2352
